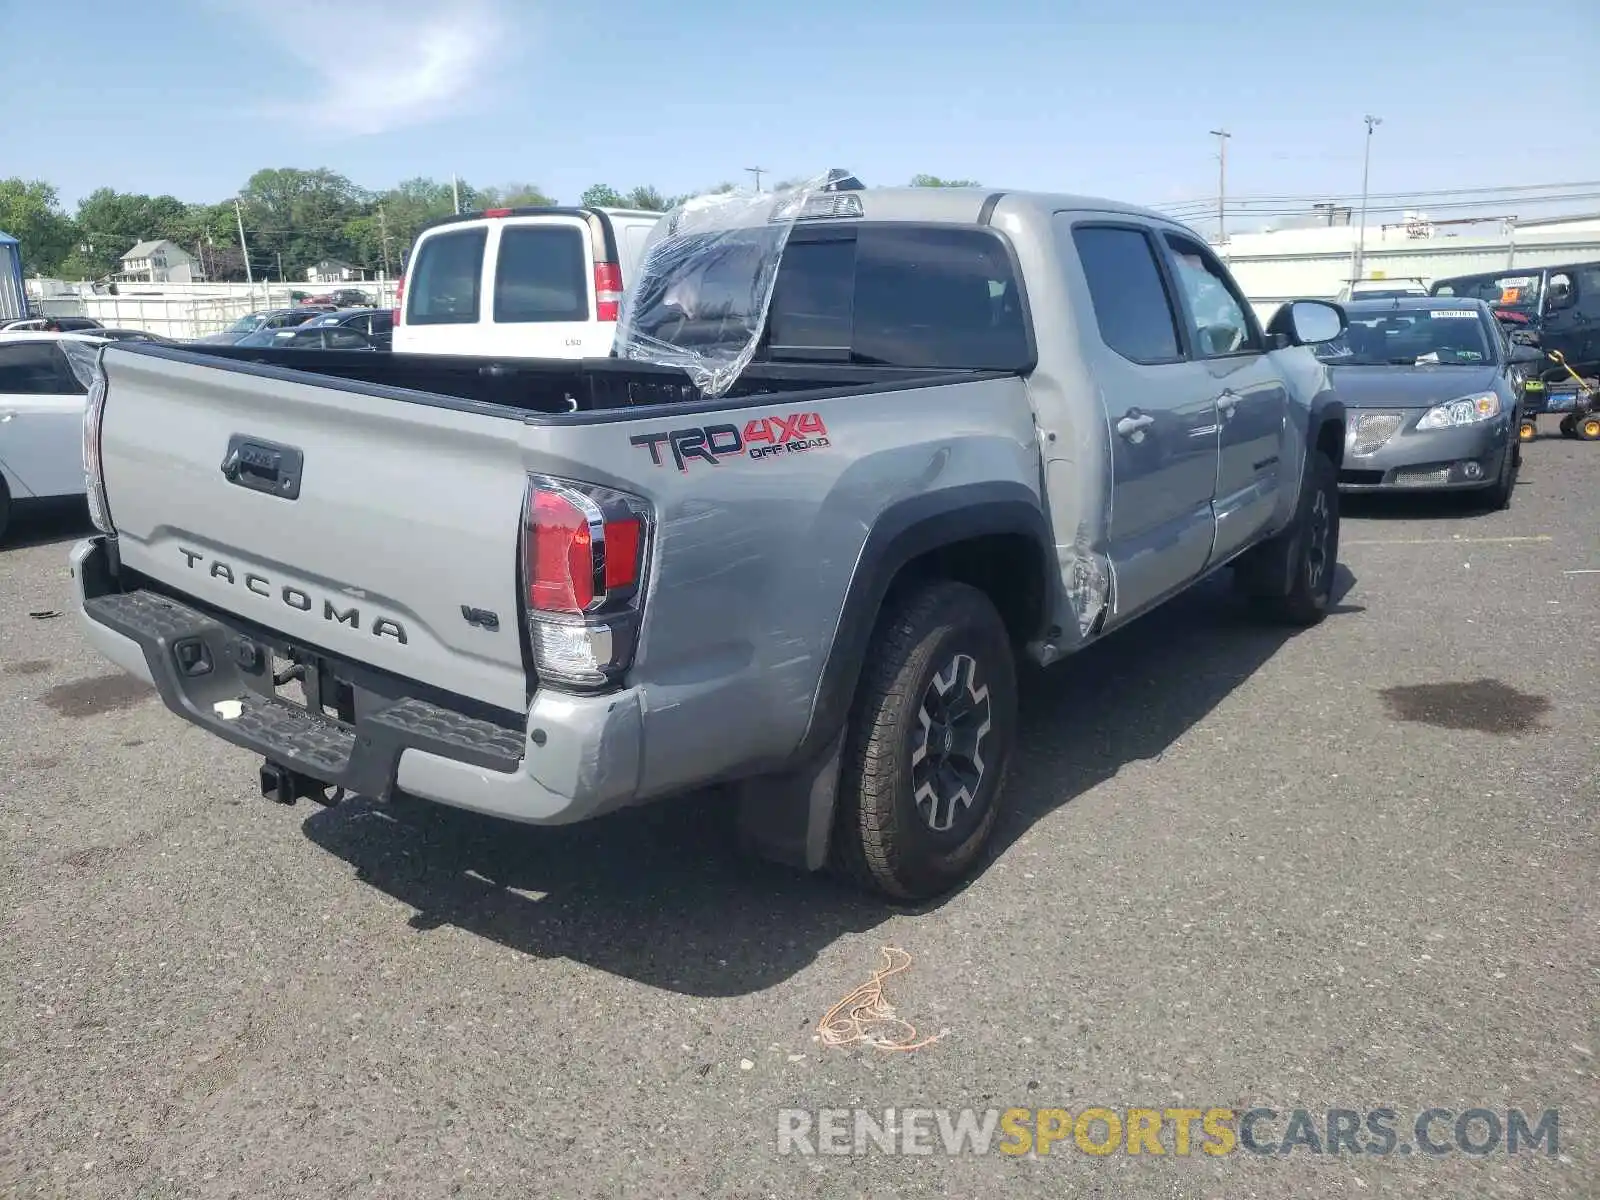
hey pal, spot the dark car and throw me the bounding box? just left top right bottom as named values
left=1430, top=261, right=1600, bottom=380
left=1318, top=296, right=1541, bottom=509
left=91, top=328, right=177, bottom=344
left=235, top=323, right=377, bottom=351
left=305, top=306, right=393, bottom=350
left=196, top=309, right=318, bottom=345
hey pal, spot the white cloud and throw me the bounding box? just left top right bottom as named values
left=229, top=0, right=516, bottom=136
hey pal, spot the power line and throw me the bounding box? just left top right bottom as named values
left=1151, top=178, right=1600, bottom=212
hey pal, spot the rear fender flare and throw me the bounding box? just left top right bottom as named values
left=792, top=480, right=1052, bottom=765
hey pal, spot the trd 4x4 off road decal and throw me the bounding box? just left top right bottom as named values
left=630, top=412, right=831, bottom=471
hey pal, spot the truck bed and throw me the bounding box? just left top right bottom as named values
left=172, top=343, right=981, bottom=417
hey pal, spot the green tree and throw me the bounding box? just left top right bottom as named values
left=910, top=174, right=982, bottom=188
left=0, top=178, right=76, bottom=275
left=581, top=184, right=626, bottom=208
left=239, top=167, right=369, bottom=281
left=475, top=182, right=556, bottom=209
left=70, top=188, right=190, bottom=277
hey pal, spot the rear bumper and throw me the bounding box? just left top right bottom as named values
left=70, top=537, right=645, bottom=825
left=1338, top=416, right=1511, bottom=493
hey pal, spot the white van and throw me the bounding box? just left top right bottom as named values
left=392, top=206, right=663, bottom=358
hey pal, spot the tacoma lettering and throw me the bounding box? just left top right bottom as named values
left=177, top=547, right=408, bottom=643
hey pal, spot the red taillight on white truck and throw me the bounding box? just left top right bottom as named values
left=392, top=273, right=404, bottom=325
left=594, top=262, right=623, bottom=322
left=521, top=476, right=651, bottom=689
left=82, top=356, right=113, bottom=534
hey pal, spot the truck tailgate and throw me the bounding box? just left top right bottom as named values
left=98, top=347, right=532, bottom=714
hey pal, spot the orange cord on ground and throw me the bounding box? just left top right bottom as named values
left=817, top=946, right=943, bottom=1052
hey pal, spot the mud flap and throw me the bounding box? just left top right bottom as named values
left=734, top=733, right=845, bottom=872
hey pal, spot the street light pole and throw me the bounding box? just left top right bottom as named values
left=1355, top=114, right=1382, bottom=280
left=1208, top=128, right=1231, bottom=246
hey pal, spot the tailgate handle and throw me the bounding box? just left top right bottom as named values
left=221, top=435, right=303, bottom=500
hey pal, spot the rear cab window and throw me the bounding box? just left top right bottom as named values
left=625, top=223, right=1033, bottom=371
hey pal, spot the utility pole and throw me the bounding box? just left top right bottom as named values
left=1354, top=114, right=1382, bottom=280
left=1208, top=129, right=1231, bottom=246
left=452, top=174, right=461, bottom=214
left=276, top=251, right=284, bottom=284
left=377, top=205, right=393, bottom=279
left=744, top=166, right=766, bottom=193
left=234, top=197, right=255, bottom=306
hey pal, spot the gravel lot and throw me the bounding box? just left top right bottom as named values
left=2, top=438, right=1596, bottom=1200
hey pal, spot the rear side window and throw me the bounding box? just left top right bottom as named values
left=494, top=225, right=588, bottom=323
left=407, top=227, right=487, bottom=325
left=1071, top=225, right=1182, bottom=363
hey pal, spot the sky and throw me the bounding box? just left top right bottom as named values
left=2, top=0, right=1597, bottom=232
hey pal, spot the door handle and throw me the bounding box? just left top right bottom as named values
left=1217, top=391, right=1239, bottom=417
left=0, top=411, right=14, bottom=423
left=1116, top=412, right=1155, bottom=439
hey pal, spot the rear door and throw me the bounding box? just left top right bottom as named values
left=0, top=339, right=88, bottom=499
left=398, top=216, right=601, bottom=358
left=1062, top=219, right=1219, bottom=622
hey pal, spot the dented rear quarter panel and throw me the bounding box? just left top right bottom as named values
left=527, top=377, right=1043, bottom=798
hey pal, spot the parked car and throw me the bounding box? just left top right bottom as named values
left=0, top=332, right=107, bottom=543
left=235, top=323, right=377, bottom=350
left=72, top=183, right=1348, bottom=900
left=1317, top=296, right=1538, bottom=508
left=392, top=204, right=663, bottom=358
left=83, top=328, right=177, bottom=344
left=1337, top=277, right=1429, bottom=303
left=304, top=306, right=392, bottom=350
left=195, top=309, right=318, bottom=345
left=331, top=288, right=374, bottom=307
left=0, top=316, right=105, bottom=333
left=1430, top=261, right=1600, bottom=380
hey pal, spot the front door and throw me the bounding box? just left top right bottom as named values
left=1063, top=218, right=1219, bottom=624
left=1158, top=232, right=1289, bottom=565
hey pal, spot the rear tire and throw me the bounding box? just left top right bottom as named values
left=833, top=580, right=1017, bottom=902
left=1518, top=418, right=1538, bottom=442
left=1241, top=450, right=1340, bottom=627
left=1579, top=415, right=1600, bottom=442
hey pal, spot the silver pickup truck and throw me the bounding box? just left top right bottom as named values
left=73, top=183, right=1348, bottom=900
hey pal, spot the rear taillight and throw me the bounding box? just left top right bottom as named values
left=521, top=476, right=651, bottom=689
left=393, top=273, right=404, bottom=325
left=82, top=356, right=113, bottom=534
left=483, top=208, right=513, bottom=218
left=593, top=262, right=622, bottom=322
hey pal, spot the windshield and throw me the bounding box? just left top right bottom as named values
left=1315, top=308, right=1496, bottom=366
left=224, top=313, right=263, bottom=335
left=1432, top=273, right=1541, bottom=313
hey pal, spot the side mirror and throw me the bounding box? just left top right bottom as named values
left=1267, top=299, right=1346, bottom=347
left=1508, top=344, right=1543, bottom=365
